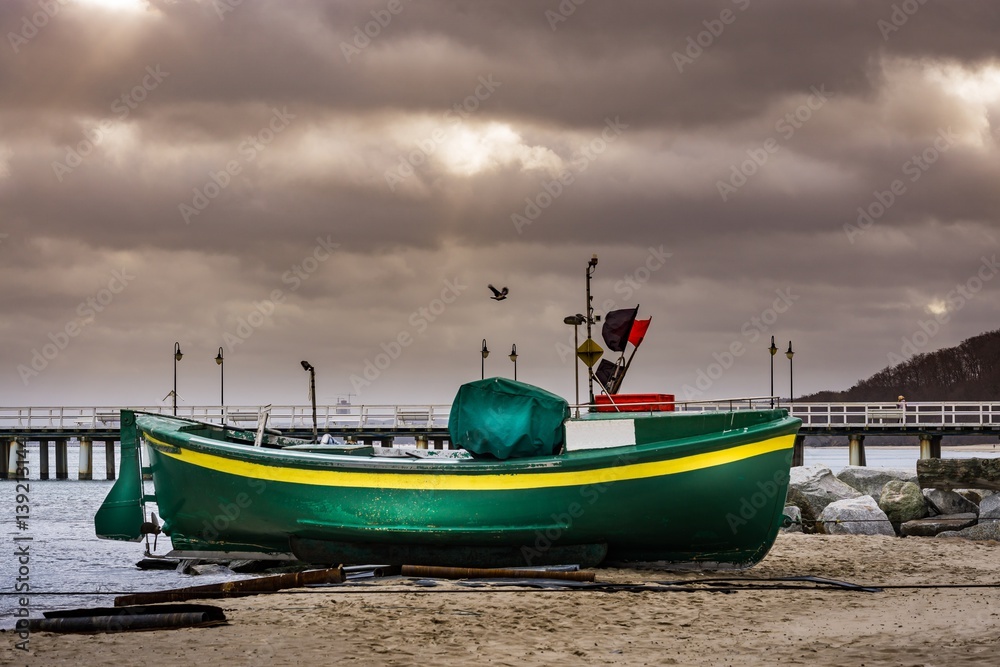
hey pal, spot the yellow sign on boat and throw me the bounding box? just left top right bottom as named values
left=577, top=338, right=603, bottom=368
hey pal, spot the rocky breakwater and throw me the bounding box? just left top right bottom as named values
left=782, top=464, right=998, bottom=539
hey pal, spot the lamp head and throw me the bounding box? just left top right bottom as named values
left=301, top=360, right=314, bottom=372
left=785, top=342, right=794, bottom=360
left=768, top=336, right=777, bottom=355
left=588, top=254, right=598, bottom=267
left=481, top=339, right=489, bottom=359
left=174, top=342, right=183, bottom=362
left=215, top=347, right=224, bottom=365
left=509, top=344, right=517, bottom=362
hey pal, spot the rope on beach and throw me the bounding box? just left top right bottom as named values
left=786, top=516, right=1000, bottom=526
left=9, top=579, right=1000, bottom=598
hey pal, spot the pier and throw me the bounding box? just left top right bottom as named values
left=2, top=401, right=999, bottom=480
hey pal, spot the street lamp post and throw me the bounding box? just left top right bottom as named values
left=172, top=342, right=183, bottom=416
left=585, top=254, right=598, bottom=406
left=509, top=344, right=518, bottom=381
left=480, top=339, right=490, bottom=380
left=564, top=314, right=585, bottom=417
left=215, top=347, right=225, bottom=407
left=300, top=360, right=317, bottom=441
left=785, top=341, right=795, bottom=405
left=768, top=336, right=778, bottom=408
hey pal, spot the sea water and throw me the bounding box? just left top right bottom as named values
left=3, top=443, right=1000, bottom=628
left=0, top=444, right=250, bottom=629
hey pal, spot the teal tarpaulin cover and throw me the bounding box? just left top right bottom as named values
left=448, top=378, right=569, bottom=459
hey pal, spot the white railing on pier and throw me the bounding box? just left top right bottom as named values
left=0, top=405, right=451, bottom=432
left=2, top=401, right=999, bottom=433
left=787, top=402, right=1000, bottom=429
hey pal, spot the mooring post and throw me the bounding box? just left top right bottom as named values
left=79, top=438, right=93, bottom=480
left=0, top=439, right=8, bottom=480
left=55, top=438, right=69, bottom=480
left=791, top=434, right=805, bottom=467
left=848, top=434, right=866, bottom=466
left=919, top=435, right=943, bottom=460
left=39, top=440, right=50, bottom=480
left=105, top=440, right=117, bottom=480
left=8, top=440, right=26, bottom=480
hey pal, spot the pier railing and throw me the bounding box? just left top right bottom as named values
left=787, top=402, right=1000, bottom=429
left=3, top=400, right=1000, bottom=434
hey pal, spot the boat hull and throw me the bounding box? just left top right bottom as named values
left=129, top=409, right=799, bottom=569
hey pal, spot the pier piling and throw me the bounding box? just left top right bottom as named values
left=55, top=438, right=69, bottom=480
left=79, top=438, right=93, bottom=480
left=919, top=435, right=942, bottom=460
left=0, top=439, right=7, bottom=480
left=7, top=440, right=26, bottom=480
left=791, top=435, right=805, bottom=467
left=39, top=440, right=50, bottom=480
left=416, top=435, right=428, bottom=450
left=848, top=434, right=867, bottom=466
left=105, top=440, right=116, bottom=480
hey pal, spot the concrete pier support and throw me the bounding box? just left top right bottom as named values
left=416, top=435, right=428, bottom=450
left=79, top=438, right=93, bottom=481
left=55, top=438, right=69, bottom=480
left=7, top=440, right=27, bottom=480
left=791, top=435, right=805, bottom=467
left=105, top=441, right=116, bottom=480
left=0, top=439, right=9, bottom=480
left=848, top=434, right=867, bottom=467
left=39, top=441, right=50, bottom=480
left=919, top=435, right=942, bottom=460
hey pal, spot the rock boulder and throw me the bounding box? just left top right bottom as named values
left=979, top=493, right=1000, bottom=520
left=819, top=495, right=895, bottom=536
left=923, top=489, right=979, bottom=516
left=837, top=466, right=917, bottom=499
left=879, top=480, right=928, bottom=529
left=786, top=465, right=862, bottom=529
left=900, top=513, right=978, bottom=537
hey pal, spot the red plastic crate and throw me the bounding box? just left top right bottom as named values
left=594, top=393, right=675, bottom=412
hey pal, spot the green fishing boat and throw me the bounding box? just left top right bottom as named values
left=96, top=379, right=800, bottom=569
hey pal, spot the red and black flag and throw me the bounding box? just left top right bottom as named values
left=602, top=306, right=638, bottom=352
left=628, top=317, right=652, bottom=348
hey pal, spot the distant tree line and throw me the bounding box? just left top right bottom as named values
left=803, top=329, right=1000, bottom=402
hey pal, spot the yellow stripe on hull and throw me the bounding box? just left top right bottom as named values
left=147, top=433, right=794, bottom=491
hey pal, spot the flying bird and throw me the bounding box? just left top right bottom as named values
left=488, top=284, right=509, bottom=301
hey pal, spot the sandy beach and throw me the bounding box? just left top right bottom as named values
left=7, top=533, right=1000, bottom=666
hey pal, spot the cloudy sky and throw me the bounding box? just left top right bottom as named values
left=2, top=0, right=999, bottom=410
